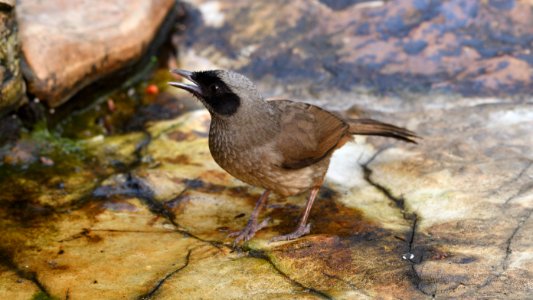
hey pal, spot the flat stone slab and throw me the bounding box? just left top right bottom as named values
left=1, top=100, right=531, bottom=298
left=16, top=0, right=176, bottom=107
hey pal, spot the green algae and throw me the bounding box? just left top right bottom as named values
left=0, top=63, right=181, bottom=208
left=31, top=291, right=59, bottom=300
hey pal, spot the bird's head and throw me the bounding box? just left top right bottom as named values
left=169, top=69, right=264, bottom=118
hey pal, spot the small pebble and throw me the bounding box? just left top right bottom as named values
left=107, top=99, right=116, bottom=112
left=40, top=156, right=54, bottom=166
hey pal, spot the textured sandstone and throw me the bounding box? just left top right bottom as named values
left=16, top=0, right=176, bottom=107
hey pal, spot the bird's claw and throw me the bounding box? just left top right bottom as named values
left=229, top=217, right=270, bottom=246
left=270, top=223, right=311, bottom=242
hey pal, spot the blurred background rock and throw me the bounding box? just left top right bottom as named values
left=2, top=0, right=532, bottom=122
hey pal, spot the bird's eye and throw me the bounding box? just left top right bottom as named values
left=209, top=83, right=220, bottom=93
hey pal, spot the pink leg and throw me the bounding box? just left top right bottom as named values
left=270, top=187, right=320, bottom=242
left=229, top=190, right=271, bottom=245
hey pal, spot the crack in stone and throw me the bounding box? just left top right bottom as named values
left=405, top=214, right=433, bottom=297
left=248, top=250, right=333, bottom=300
left=0, top=248, right=53, bottom=298
left=472, top=209, right=532, bottom=294
left=497, top=161, right=532, bottom=193
left=84, top=128, right=232, bottom=252
left=361, top=148, right=411, bottom=218
left=321, top=271, right=369, bottom=297
left=123, top=173, right=230, bottom=250
left=90, top=229, right=177, bottom=233
left=57, top=228, right=180, bottom=244
left=361, top=148, right=433, bottom=296
left=502, top=210, right=530, bottom=272
left=137, top=249, right=192, bottom=300
left=58, top=131, right=153, bottom=212
left=504, top=182, right=533, bottom=204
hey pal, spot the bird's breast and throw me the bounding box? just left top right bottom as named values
left=208, top=125, right=329, bottom=196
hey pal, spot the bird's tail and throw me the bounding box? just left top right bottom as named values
left=348, top=118, right=419, bottom=144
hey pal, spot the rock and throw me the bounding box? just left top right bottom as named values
left=0, top=0, right=26, bottom=117
left=0, top=128, right=148, bottom=207
left=16, top=0, right=177, bottom=107
left=0, top=1, right=532, bottom=299
left=0, top=265, right=40, bottom=300
left=0, top=101, right=531, bottom=298
left=175, top=0, right=533, bottom=100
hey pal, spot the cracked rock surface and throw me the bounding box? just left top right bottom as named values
left=1, top=0, right=532, bottom=299
left=1, top=101, right=530, bottom=298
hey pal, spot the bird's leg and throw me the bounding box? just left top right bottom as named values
left=229, top=190, right=271, bottom=245
left=270, top=186, right=320, bottom=242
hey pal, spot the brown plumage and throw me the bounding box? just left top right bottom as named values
left=169, top=69, right=418, bottom=244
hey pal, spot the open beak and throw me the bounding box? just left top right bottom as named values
left=169, top=69, right=202, bottom=96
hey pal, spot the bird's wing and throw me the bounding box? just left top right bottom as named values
left=268, top=100, right=349, bottom=169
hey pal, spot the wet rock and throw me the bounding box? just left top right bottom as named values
left=154, top=245, right=315, bottom=299
left=0, top=196, right=204, bottom=298
left=0, top=1, right=531, bottom=298
left=0, top=101, right=531, bottom=298
left=176, top=0, right=533, bottom=98
left=364, top=103, right=533, bottom=298
left=16, top=0, right=177, bottom=107
left=0, top=128, right=147, bottom=207
left=0, top=0, right=26, bottom=117
left=0, top=265, right=40, bottom=300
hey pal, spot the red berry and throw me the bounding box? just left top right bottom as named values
left=145, top=84, right=159, bottom=95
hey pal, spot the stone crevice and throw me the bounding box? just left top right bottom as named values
left=0, top=131, right=153, bottom=299
left=85, top=126, right=230, bottom=250
left=361, top=148, right=410, bottom=217
left=137, top=249, right=193, bottom=300
left=504, top=181, right=533, bottom=205
left=0, top=248, right=52, bottom=298
left=499, top=161, right=532, bottom=191
left=361, top=149, right=431, bottom=296
left=56, top=131, right=152, bottom=213
left=473, top=208, right=532, bottom=294
left=123, top=173, right=229, bottom=250
left=321, top=271, right=368, bottom=296
left=405, top=214, right=432, bottom=296
left=248, top=250, right=333, bottom=300
left=90, top=229, right=176, bottom=233
left=502, top=210, right=531, bottom=272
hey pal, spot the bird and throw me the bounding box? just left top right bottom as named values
left=169, top=69, right=417, bottom=244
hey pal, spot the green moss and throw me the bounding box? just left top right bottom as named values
left=31, top=291, right=59, bottom=300
left=30, top=122, right=84, bottom=157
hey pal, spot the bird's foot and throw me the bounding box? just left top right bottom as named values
left=270, top=223, right=311, bottom=242
left=229, top=217, right=270, bottom=246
